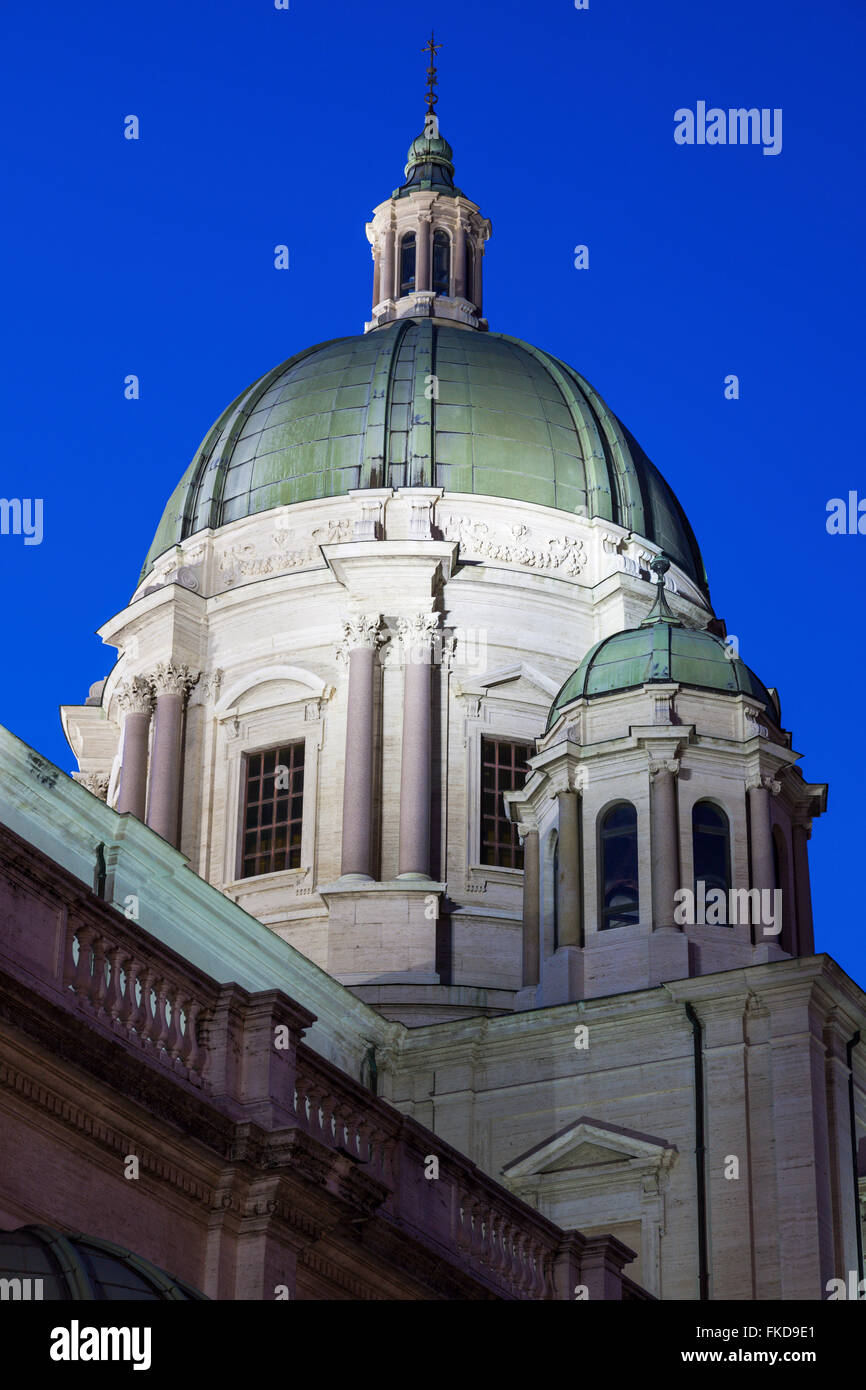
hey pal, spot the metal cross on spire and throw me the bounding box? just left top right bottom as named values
left=423, top=30, right=443, bottom=116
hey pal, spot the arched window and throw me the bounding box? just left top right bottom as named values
left=399, top=233, right=416, bottom=296
left=600, top=803, right=639, bottom=930
left=432, top=229, right=450, bottom=295
left=692, top=801, right=731, bottom=898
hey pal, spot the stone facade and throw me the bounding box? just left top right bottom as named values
left=60, top=490, right=712, bottom=1024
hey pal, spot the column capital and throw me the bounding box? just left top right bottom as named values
left=73, top=771, right=110, bottom=801
left=116, top=675, right=154, bottom=716
left=746, top=773, right=781, bottom=796
left=649, top=758, right=680, bottom=778
left=395, top=611, right=439, bottom=658
left=197, top=668, right=224, bottom=703
left=151, top=662, right=200, bottom=699
left=338, top=614, right=384, bottom=659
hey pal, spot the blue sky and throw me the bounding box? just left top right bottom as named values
left=2, top=0, right=864, bottom=981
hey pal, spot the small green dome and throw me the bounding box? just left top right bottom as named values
left=139, top=321, right=708, bottom=592
left=405, top=128, right=454, bottom=174
left=397, top=124, right=461, bottom=195
left=547, top=584, right=775, bottom=731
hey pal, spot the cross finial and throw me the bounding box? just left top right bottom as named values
left=423, top=30, right=443, bottom=115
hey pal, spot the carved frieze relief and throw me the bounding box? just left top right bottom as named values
left=441, top=516, right=586, bottom=576
left=218, top=518, right=352, bottom=589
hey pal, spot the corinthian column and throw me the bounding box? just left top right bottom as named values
left=791, top=818, right=814, bottom=954
left=747, top=773, right=781, bottom=904
left=649, top=759, right=681, bottom=929
left=556, top=789, right=583, bottom=948
left=371, top=243, right=381, bottom=309
left=396, top=613, right=438, bottom=879
left=339, top=615, right=382, bottom=880
left=416, top=213, right=432, bottom=293
left=146, top=663, right=199, bottom=847
left=380, top=224, right=395, bottom=302
left=521, top=825, right=540, bottom=987
left=453, top=221, right=466, bottom=299
left=472, top=236, right=484, bottom=313
left=116, top=676, right=154, bottom=820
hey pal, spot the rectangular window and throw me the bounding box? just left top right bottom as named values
left=241, top=743, right=304, bottom=878
left=480, top=737, right=531, bottom=869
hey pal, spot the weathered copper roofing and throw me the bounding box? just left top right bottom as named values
left=547, top=559, right=775, bottom=730
left=140, top=322, right=709, bottom=593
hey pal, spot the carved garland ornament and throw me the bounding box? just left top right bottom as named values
left=441, top=516, right=586, bottom=575
left=218, top=518, right=352, bottom=587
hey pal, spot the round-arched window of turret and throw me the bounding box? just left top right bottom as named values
left=432, top=229, right=450, bottom=295
left=599, top=802, right=639, bottom=930
left=399, top=233, right=416, bottom=296
left=692, top=801, right=731, bottom=901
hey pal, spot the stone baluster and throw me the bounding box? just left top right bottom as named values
left=151, top=979, right=169, bottom=1053
left=396, top=613, right=439, bottom=879
left=90, top=936, right=108, bottom=1011
left=116, top=676, right=155, bottom=819
left=357, top=1117, right=374, bottom=1166
left=104, top=944, right=125, bottom=1021
left=184, top=999, right=204, bottom=1074
left=146, top=662, right=199, bottom=847
left=63, top=922, right=79, bottom=990
left=72, top=925, right=95, bottom=998
left=126, top=959, right=147, bottom=1034
left=164, top=983, right=181, bottom=1060
left=138, top=967, right=156, bottom=1044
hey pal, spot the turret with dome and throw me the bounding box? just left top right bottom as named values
left=62, top=46, right=826, bottom=1026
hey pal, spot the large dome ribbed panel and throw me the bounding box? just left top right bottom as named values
left=140, top=321, right=707, bottom=592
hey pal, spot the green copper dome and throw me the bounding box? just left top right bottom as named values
left=139, top=320, right=708, bottom=591
left=0, top=1225, right=208, bottom=1300
left=398, top=126, right=461, bottom=195
left=547, top=567, right=774, bottom=731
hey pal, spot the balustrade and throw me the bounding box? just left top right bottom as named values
left=63, top=918, right=209, bottom=1085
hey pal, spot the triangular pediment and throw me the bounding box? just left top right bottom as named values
left=503, top=1116, right=676, bottom=1181
left=457, top=662, right=559, bottom=708
left=541, top=1140, right=629, bottom=1172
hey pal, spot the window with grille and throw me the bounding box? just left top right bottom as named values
left=480, top=738, right=531, bottom=868
left=241, top=744, right=304, bottom=878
